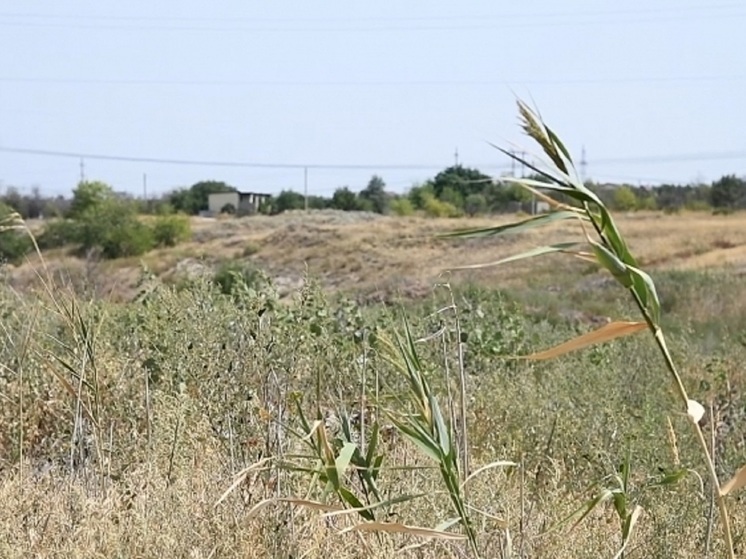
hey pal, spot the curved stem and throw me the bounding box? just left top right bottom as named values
left=630, top=290, right=734, bottom=558
left=583, top=204, right=734, bottom=556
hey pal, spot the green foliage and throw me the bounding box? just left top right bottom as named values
left=331, top=187, right=364, bottom=212
left=0, top=203, right=32, bottom=264
left=213, top=261, right=265, bottom=296
left=152, top=214, right=191, bottom=247
left=444, top=99, right=739, bottom=558
left=439, top=186, right=465, bottom=210
left=77, top=200, right=155, bottom=259
left=711, top=174, right=746, bottom=209
left=464, top=193, right=487, bottom=216
left=389, top=196, right=415, bottom=216
left=36, top=218, right=80, bottom=250
left=612, top=186, right=639, bottom=211
left=40, top=191, right=191, bottom=258
left=269, top=190, right=306, bottom=214
left=407, top=182, right=436, bottom=210
left=68, top=180, right=114, bottom=219
left=358, top=175, right=389, bottom=214
left=169, top=180, right=236, bottom=215
left=423, top=193, right=462, bottom=218
left=432, top=165, right=492, bottom=200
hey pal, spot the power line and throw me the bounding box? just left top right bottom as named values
left=2, top=145, right=746, bottom=170
left=0, top=145, right=497, bottom=171
left=0, top=3, right=742, bottom=24
left=1, top=7, right=745, bottom=33
left=2, top=75, right=745, bottom=88
left=1, top=4, right=741, bottom=24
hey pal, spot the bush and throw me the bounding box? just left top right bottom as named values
left=423, top=194, right=462, bottom=218
left=153, top=214, right=191, bottom=247
left=0, top=204, right=33, bottom=264
left=389, top=197, right=414, bottom=216
left=76, top=201, right=155, bottom=259
left=37, top=219, right=81, bottom=250
left=465, top=193, right=488, bottom=216
left=213, top=261, right=265, bottom=296
left=40, top=201, right=191, bottom=259
left=95, top=218, right=154, bottom=259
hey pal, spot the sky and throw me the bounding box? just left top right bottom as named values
left=1, top=1, right=745, bottom=199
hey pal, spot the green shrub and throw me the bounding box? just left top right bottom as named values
left=213, top=261, right=265, bottom=296
left=153, top=214, right=191, bottom=247
left=37, top=219, right=81, bottom=250
left=423, top=193, right=462, bottom=218
left=465, top=193, right=488, bottom=216
left=389, top=197, right=414, bottom=216
left=0, top=204, right=33, bottom=264
left=77, top=200, right=155, bottom=259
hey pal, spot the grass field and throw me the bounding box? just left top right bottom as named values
left=2, top=209, right=746, bottom=558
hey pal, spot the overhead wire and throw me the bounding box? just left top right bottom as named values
left=1, top=145, right=745, bottom=170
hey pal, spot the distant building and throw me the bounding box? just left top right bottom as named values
left=207, top=191, right=271, bottom=216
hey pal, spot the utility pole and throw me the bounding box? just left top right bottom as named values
left=304, top=166, right=308, bottom=212
left=510, top=150, right=516, bottom=176
left=79, top=158, right=86, bottom=182
left=580, top=146, right=588, bottom=183
left=454, top=147, right=459, bottom=167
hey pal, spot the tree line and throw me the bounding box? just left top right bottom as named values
left=1, top=166, right=745, bottom=264
left=3, top=166, right=746, bottom=222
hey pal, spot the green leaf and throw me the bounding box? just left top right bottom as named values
left=371, top=455, right=385, bottom=481
left=325, top=492, right=426, bottom=520
left=590, top=240, right=634, bottom=288
left=440, top=210, right=581, bottom=240
left=650, top=467, right=688, bottom=487
left=600, top=210, right=636, bottom=266
left=366, top=421, right=380, bottom=467
left=627, top=265, right=661, bottom=326
left=571, top=487, right=614, bottom=530
left=337, top=487, right=374, bottom=521
left=612, top=505, right=643, bottom=559
left=389, top=417, right=442, bottom=463
left=546, top=124, right=573, bottom=165
left=612, top=490, right=627, bottom=521
left=429, top=394, right=451, bottom=456
left=449, top=242, right=583, bottom=271
left=491, top=143, right=570, bottom=187
left=335, top=442, right=357, bottom=483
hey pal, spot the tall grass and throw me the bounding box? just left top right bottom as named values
left=2, top=105, right=746, bottom=558
left=444, top=99, right=743, bottom=557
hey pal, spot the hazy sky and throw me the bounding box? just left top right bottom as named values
left=1, top=1, right=745, bottom=198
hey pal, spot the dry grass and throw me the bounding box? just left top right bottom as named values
left=7, top=209, right=745, bottom=303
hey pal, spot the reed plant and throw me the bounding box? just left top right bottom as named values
left=443, top=99, right=746, bottom=558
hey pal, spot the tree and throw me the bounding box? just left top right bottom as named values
left=68, top=180, right=114, bottom=219
left=711, top=175, right=746, bottom=210
left=439, top=187, right=465, bottom=210
left=169, top=180, right=236, bottom=215
left=359, top=175, right=388, bottom=214
left=407, top=182, right=436, bottom=210
left=330, top=187, right=362, bottom=212
left=2, top=187, right=27, bottom=218
left=465, top=193, right=487, bottom=216
left=432, top=165, right=492, bottom=200
left=612, top=186, right=639, bottom=211
left=271, top=190, right=306, bottom=214
left=75, top=199, right=154, bottom=258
